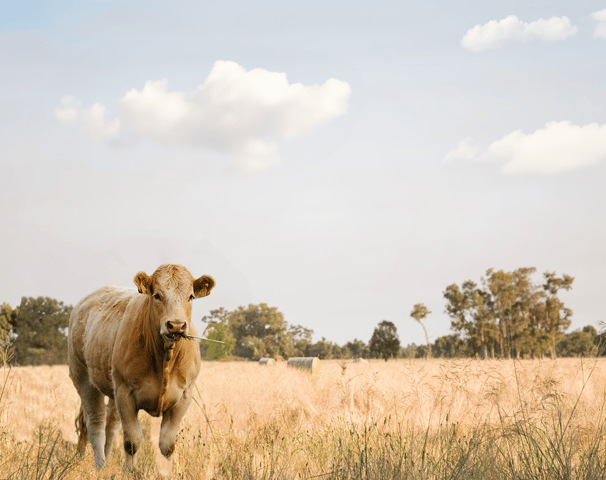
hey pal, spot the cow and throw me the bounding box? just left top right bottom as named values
left=68, top=264, right=215, bottom=470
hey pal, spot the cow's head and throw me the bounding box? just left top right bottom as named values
left=134, top=264, right=215, bottom=344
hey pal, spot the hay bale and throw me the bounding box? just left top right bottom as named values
left=259, top=358, right=276, bottom=366
left=287, top=357, right=321, bottom=375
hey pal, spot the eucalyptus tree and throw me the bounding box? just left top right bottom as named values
left=443, top=280, right=497, bottom=358
left=482, top=267, right=539, bottom=359
left=540, top=272, right=574, bottom=359
left=410, top=303, right=432, bottom=358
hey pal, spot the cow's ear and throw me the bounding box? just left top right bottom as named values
left=134, top=272, right=152, bottom=294
left=193, top=275, right=215, bottom=298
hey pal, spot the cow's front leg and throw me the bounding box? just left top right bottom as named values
left=115, top=384, right=142, bottom=472
left=159, top=390, right=193, bottom=459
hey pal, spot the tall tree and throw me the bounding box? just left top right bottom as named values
left=540, top=272, right=574, bottom=359
left=444, top=282, right=474, bottom=350
left=509, top=267, right=542, bottom=358
left=472, top=287, right=498, bottom=358
left=483, top=268, right=538, bottom=359
left=7, top=297, right=71, bottom=365
left=410, top=303, right=432, bottom=358
left=443, top=281, right=497, bottom=358
left=369, top=320, right=400, bottom=361
left=483, top=269, right=517, bottom=359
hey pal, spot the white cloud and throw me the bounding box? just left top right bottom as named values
left=444, top=121, right=606, bottom=174
left=55, top=61, right=352, bottom=170
left=591, top=9, right=606, bottom=39
left=55, top=96, right=121, bottom=145
left=443, top=137, right=482, bottom=162
left=461, top=15, right=577, bottom=51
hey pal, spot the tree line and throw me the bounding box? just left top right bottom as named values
left=442, top=268, right=576, bottom=359
left=201, top=267, right=594, bottom=361
left=201, top=305, right=403, bottom=361
left=0, top=266, right=601, bottom=365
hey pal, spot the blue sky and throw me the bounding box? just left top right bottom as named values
left=1, top=0, right=605, bottom=347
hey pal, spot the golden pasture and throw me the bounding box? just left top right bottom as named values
left=2, top=358, right=606, bottom=479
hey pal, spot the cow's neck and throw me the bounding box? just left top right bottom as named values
left=145, top=335, right=187, bottom=416
left=142, top=314, right=186, bottom=415
left=156, top=342, right=178, bottom=415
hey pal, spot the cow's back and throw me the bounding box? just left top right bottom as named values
left=68, top=286, right=138, bottom=397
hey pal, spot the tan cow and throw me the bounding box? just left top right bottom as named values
left=68, top=264, right=215, bottom=470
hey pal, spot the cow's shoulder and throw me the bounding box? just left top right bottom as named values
left=97, top=286, right=140, bottom=319
left=74, top=286, right=137, bottom=330
left=73, top=285, right=136, bottom=314
left=111, top=294, right=153, bottom=371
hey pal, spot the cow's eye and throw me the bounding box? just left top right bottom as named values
left=153, top=293, right=162, bottom=301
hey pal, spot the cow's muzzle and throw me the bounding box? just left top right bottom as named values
left=162, top=319, right=187, bottom=342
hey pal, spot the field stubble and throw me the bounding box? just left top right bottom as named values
left=2, top=358, right=606, bottom=479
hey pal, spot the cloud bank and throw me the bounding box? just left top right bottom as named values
left=55, top=61, right=352, bottom=170
left=461, top=15, right=577, bottom=51
left=445, top=121, right=606, bottom=174
left=592, top=9, right=606, bottom=39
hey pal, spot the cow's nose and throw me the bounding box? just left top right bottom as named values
left=165, top=320, right=187, bottom=334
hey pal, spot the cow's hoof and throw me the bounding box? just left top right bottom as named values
left=161, top=444, right=175, bottom=459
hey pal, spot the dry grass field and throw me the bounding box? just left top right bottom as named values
left=2, top=357, right=606, bottom=479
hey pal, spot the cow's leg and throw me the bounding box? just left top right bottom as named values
left=159, top=391, right=193, bottom=459
left=79, top=384, right=107, bottom=468
left=104, top=398, right=121, bottom=460
left=115, top=383, right=142, bottom=472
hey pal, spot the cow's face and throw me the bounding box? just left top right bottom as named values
left=134, top=265, right=215, bottom=344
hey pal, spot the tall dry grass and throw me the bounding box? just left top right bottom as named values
left=2, top=357, right=606, bottom=479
